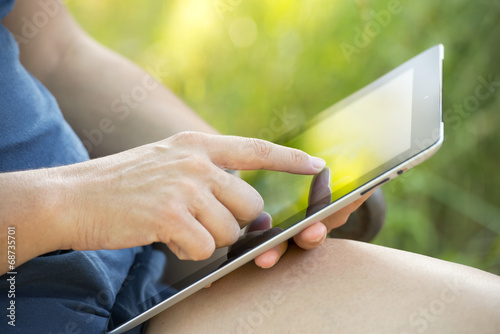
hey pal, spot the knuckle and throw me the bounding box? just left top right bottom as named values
left=185, top=154, right=212, bottom=174
left=171, top=131, right=207, bottom=146
left=290, top=148, right=308, bottom=165
left=252, top=192, right=265, bottom=217
left=176, top=178, right=200, bottom=197
left=163, top=211, right=216, bottom=261
left=214, top=169, right=231, bottom=188
left=216, top=223, right=240, bottom=247
left=192, top=192, right=209, bottom=211
left=192, top=238, right=216, bottom=261
left=163, top=203, right=188, bottom=227
left=166, top=242, right=184, bottom=259
left=248, top=138, right=272, bottom=160
left=242, top=189, right=264, bottom=222
left=160, top=208, right=187, bottom=240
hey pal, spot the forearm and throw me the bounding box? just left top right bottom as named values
left=0, top=170, right=66, bottom=276
left=45, top=33, right=218, bottom=157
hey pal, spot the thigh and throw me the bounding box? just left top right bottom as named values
left=146, top=239, right=500, bottom=334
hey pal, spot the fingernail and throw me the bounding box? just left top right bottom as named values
left=312, top=231, right=327, bottom=244
left=309, top=224, right=328, bottom=243
left=310, top=157, right=326, bottom=171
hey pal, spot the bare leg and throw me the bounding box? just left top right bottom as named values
left=146, top=239, right=500, bottom=334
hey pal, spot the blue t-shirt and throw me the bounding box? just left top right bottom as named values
left=0, top=0, right=89, bottom=172
left=0, top=1, right=152, bottom=332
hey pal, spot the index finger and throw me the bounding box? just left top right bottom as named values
left=182, top=133, right=326, bottom=175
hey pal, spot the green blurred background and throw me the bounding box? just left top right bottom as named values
left=67, top=0, right=500, bottom=274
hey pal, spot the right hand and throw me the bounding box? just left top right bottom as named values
left=56, top=131, right=326, bottom=261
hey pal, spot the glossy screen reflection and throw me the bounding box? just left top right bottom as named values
left=108, top=66, right=417, bottom=333
left=244, top=68, right=414, bottom=227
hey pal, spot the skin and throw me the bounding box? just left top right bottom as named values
left=147, top=240, right=500, bottom=334
left=0, top=1, right=367, bottom=275
left=2, top=2, right=499, bottom=333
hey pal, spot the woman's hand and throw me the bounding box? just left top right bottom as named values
left=253, top=167, right=373, bottom=268
left=57, top=131, right=326, bottom=261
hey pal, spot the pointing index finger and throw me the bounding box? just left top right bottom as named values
left=203, top=135, right=325, bottom=175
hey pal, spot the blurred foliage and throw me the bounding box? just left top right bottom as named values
left=68, top=0, right=500, bottom=274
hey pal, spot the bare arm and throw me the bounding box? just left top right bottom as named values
left=0, top=132, right=326, bottom=276
left=0, top=1, right=365, bottom=275
left=3, top=0, right=217, bottom=158
left=0, top=169, right=66, bottom=275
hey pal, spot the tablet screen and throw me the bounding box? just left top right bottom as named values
left=107, top=45, right=442, bottom=333
left=245, top=68, right=414, bottom=225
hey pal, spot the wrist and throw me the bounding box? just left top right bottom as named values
left=39, top=167, right=75, bottom=252
left=0, top=168, right=72, bottom=272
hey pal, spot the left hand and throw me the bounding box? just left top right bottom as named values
left=252, top=171, right=374, bottom=268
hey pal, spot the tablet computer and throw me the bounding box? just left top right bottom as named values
left=106, top=44, right=444, bottom=333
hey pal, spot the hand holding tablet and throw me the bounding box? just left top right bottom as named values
left=107, top=44, right=444, bottom=333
